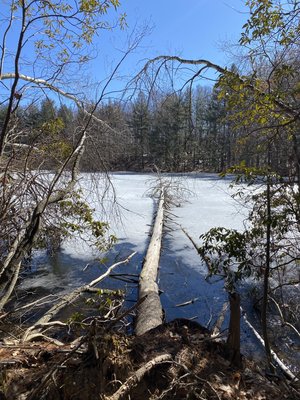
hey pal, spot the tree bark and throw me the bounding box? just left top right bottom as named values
left=262, top=177, right=273, bottom=371
left=135, top=189, right=165, bottom=336
left=226, top=292, right=241, bottom=367
left=212, top=301, right=228, bottom=337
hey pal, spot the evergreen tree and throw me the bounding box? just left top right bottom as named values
left=130, top=92, right=151, bottom=170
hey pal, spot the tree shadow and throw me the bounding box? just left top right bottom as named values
left=20, top=240, right=143, bottom=296
left=158, top=230, right=265, bottom=362
left=17, top=199, right=264, bottom=362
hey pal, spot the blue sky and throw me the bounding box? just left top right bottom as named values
left=88, top=0, right=249, bottom=96
left=1, top=0, right=249, bottom=103
left=120, top=0, right=248, bottom=64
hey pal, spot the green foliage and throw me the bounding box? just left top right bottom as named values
left=211, top=0, right=300, bottom=183
left=224, top=161, right=280, bottom=184
left=199, top=227, right=251, bottom=290
left=6, top=0, right=124, bottom=76
left=68, top=312, right=84, bottom=323
left=201, top=165, right=300, bottom=292
left=58, top=193, right=117, bottom=250
left=96, top=288, right=123, bottom=297
left=38, top=117, right=73, bottom=160
left=41, top=118, right=65, bottom=135
left=37, top=190, right=117, bottom=253
left=241, top=0, right=299, bottom=47
left=248, top=182, right=300, bottom=238
left=241, top=0, right=282, bottom=45
left=216, top=72, right=287, bottom=132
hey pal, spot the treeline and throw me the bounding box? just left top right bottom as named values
left=0, top=84, right=294, bottom=175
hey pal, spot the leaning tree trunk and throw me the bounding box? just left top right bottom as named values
left=135, top=189, right=165, bottom=336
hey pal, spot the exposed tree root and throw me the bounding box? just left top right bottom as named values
left=104, top=353, right=172, bottom=400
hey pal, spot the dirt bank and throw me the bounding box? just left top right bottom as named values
left=1, top=318, right=298, bottom=400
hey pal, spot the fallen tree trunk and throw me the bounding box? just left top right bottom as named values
left=135, top=189, right=165, bottom=336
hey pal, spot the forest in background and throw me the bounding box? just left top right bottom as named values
left=0, top=82, right=294, bottom=175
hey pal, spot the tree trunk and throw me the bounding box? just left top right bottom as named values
left=226, top=292, right=241, bottom=367
left=262, top=177, right=274, bottom=371
left=135, top=189, right=165, bottom=336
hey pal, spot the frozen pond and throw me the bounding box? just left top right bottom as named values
left=21, top=172, right=263, bottom=359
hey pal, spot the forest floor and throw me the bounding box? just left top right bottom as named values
left=1, top=318, right=299, bottom=400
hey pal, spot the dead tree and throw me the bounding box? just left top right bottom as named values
left=135, top=188, right=165, bottom=336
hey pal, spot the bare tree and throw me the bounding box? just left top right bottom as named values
left=0, top=0, right=140, bottom=310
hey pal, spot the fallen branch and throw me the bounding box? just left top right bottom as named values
left=0, top=294, right=58, bottom=320
left=23, top=321, right=67, bottom=343
left=22, top=252, right=137, bottom=342
left=212, top=301, right=228, bottom=337
left=181, top=226, right=211, bottom=273
left=175, top=297, right=199, bottom=308
left=21, top=333, right=65, bottom=347
left=181, top=226, right=199, bottom=253
left=269, top=296, right=300, bottom=339
left=105, top=295, right=147, bottom=331
left=241, top=307, right=298, bottom=382
left=105, top=353, right=172, bottom=400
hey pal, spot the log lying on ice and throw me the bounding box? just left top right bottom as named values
left=135, top=189, right=165, bottom=336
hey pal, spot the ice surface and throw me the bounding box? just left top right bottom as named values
left=25, top=172, right=248, bottom=298
left=21, top=172, right=264, bottom=360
